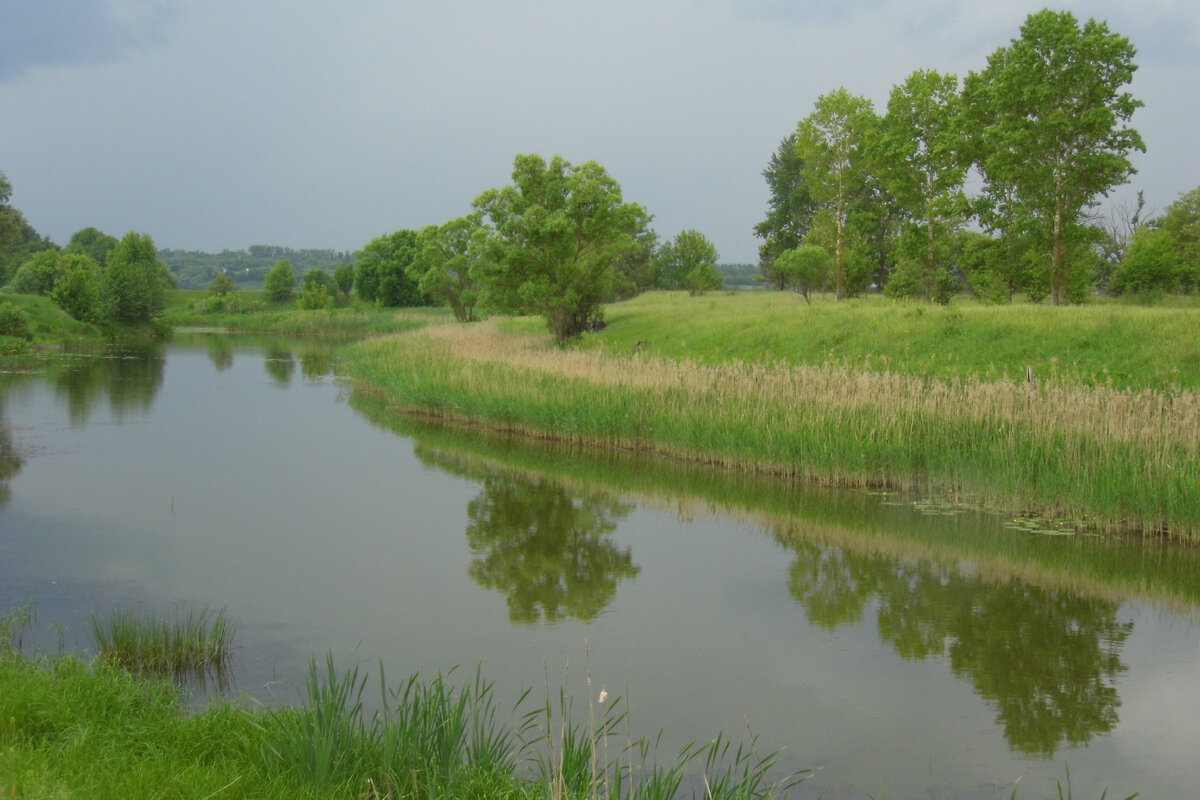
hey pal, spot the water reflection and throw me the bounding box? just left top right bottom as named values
left=52, top=345, right=166, bottom=424
left=0, top=421, right=22, bottom=509
left=782, top=536, right=1130, bottom=755
left=264, top=344, right=296, bottom=384
left=414, top=445, right=640, bottom=623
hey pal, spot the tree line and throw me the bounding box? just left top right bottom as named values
left=754, top=8, right=1197, bottom=304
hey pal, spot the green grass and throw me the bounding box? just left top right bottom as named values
left=90, top=606, right=235, bottom=684
left=0, top=636, right=1138, bottom=800
left=0, top=291, right=104, bottom=349
left=574, top=291, right=1200, bottom=390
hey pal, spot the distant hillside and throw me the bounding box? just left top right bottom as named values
left=159, top=245, right=355, bottom=290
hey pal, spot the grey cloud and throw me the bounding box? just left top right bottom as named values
left=0, top=0, right=177, bottom=79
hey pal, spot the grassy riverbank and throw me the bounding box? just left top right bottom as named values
left=0, top=642, right=1134, bottom=800
left=342, top=293, right=1200, bottom=540
left=161, top=290, right=447, bottom=336
left=1, top=645, right=807, bottom=800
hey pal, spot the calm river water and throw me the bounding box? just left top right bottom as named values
left=1, top=334, right=1198, bottom=799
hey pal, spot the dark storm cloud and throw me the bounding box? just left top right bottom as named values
left=0, top=0, right=177, bottom=79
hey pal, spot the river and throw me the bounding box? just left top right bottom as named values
left=1, top=333, right=1197, bottom=799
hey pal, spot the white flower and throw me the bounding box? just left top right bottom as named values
left=598, top=689, right=608, bottom=704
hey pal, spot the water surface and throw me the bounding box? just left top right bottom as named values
left=1, top=335, right=1197, bottom=799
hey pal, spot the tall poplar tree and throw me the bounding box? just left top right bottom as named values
left=963, top=9, right=1144, bottom=304
left=793, top=89, right=879, bottom=300
left=879, top=70, right=967, bottom=302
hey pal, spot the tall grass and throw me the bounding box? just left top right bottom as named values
left=0, top=627, right=1138, bottom=800
left=343, top=319, right=1200, bottom=540
left=90, top=606, right=235, bottom=683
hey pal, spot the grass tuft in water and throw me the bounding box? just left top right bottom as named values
left=90, top=605, right=235, bottom=683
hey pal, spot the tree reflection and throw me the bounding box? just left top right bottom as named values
left=52, top=345, right=166, bottom=424
left=263, top=345, right=295, bottom=384
left=205, top=336, right=234, bottom=372
left=782, top=536, right=1130, bottom=755
left=464, top=469, right=640, bottom=624
left=0, top=420, right=23, bottom=509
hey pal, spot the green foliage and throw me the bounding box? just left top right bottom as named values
left=1110, top=227, right=1182, bottom=297
left=0, top=301, right=32, bottom=341
left=411, top=215, right=486, bottom=322
left=657, top=229, right=721, bottom=292
left=794, top=88, right=880, bottom=300
left=333, top=261, right=355, bottom=296
left=207, top=270, right=235, bottom=295
left=297, top=284, right=334, bottom=311
left=474, top=153, right=650, bottom=342
left=105, top=232, right=168, bottom=323
left=49, top=252, right=106, bottom=322
left=264, top=258, right=296, bottom=303
left=65, top=226, right=118, bottom=267
left=1156, top=186, right=1200, bottom=293
left=0, top=171, right=57, bottom=286
left=8, top=248, right=61, bottom=295
left=755, top=132, right=818, bottom=284
left=355, top=229, right=428, bottom=307
left=963, top=9, right=1144, bottom=305
left=878, top=69, right=968, bottom=303
left=773, top=244, right=831, bottom=303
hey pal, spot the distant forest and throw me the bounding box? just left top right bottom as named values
left=159, top=245, right=355, bottom=290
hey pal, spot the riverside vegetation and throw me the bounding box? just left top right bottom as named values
left=1, top=605, right=1137, bottom=800
left=342, top=291, right=1200, bottom=542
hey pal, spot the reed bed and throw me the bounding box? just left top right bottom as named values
left=90, top=606, right=235, bottom=682
left=344, top=322, right=1200, bottom=540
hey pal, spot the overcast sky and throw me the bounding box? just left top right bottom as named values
left=2, top=1, right=1198, bottom=263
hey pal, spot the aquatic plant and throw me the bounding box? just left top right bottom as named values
left=90, top=605, right=235, bottom=682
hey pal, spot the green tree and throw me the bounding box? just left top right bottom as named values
left=333, top=262, right=355, bottom=297
left=1110, top=226, right=1182, bottom=296
left=297, top=268, right=335, bottom=310
left=474, top=154, right=649, bottom=343
left=794, top=89, right=880, bottom=300
left=0, top=171, right=56, bottom=285
left=774, top=244, right=831, bottom=304
left=755, top=132, right=818, bottom=288
left=354, top=230, right=426, bottom=307
left=610, top=225, right=660, bottom=299
left=207, top=271, right=235, bottom=296
left=9, top=249, right=62, bottom=295
left=49, top=252, right=106, bottom=322
left=963, top=9, right=1144, bottom=305
left=879, top=70, right=967, bottom=302
left=1156, top=186, right=1200, bottom=293
left=263, top=259, right=296, bottom=303
left=410, top=215, right=486, bottom=322
left=65, top=227, right=118, bottom=268
left=658, top=229, right=720, bottom=292
left=105, top=232, right=168, bottom=323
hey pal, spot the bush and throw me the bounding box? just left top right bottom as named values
left=49, top=253, right=106, bottom=322
left=0, top=302, right=32, bottom=340
left=264, top=259, right=296, bottom=303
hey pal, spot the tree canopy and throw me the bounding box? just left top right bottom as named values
left=963, top=9, right=1144, bottom=305
left=474, top=154, right=649, bottom=343
left=104, top=232, right=170, bottom=323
